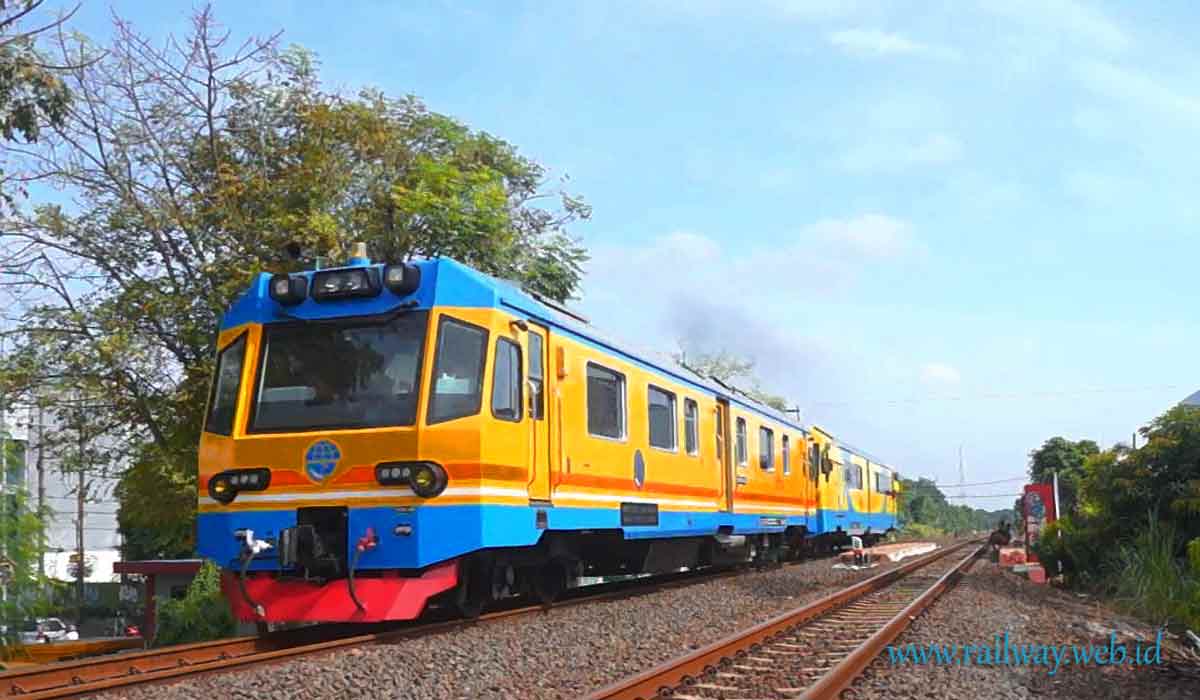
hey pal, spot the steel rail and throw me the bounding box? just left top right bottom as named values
left=0, top=555, right=812, bottom=700
left=798, top=543, right=982, bottom=699
left=584, top=539, right=981, bottom=700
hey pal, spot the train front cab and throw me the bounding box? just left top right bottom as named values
left=197, top=258, right=573, bottom=623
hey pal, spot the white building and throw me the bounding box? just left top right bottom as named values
left=2, top=406, right=122, bottom=566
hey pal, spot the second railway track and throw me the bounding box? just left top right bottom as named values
left=586, top=539, right=984, bottom=700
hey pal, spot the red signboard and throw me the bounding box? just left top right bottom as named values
left=1022, top=483, right=1057, bottom=562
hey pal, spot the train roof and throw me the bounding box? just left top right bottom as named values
left=221, top=254, right=895, bottom=470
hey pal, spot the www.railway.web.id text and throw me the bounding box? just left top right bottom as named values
left=886, top=630, right=1165, bottom=676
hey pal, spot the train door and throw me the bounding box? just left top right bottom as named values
left=526, top=323, right=552, bottom=502
left=810, top=437, right=823, bottom=531
left=716, top=398, right=734, bottom=511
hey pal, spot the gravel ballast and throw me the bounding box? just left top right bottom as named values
left=855, top=557, right=1200, bottom=700
left=89, top=552, right=918, bottom=700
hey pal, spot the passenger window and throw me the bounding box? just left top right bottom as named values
left=715, top=408, right=725, bottom=462
left=491, top=338, right=522, bottom=422
left=759, top=426, right=774, bottom=471
left=587, top=363, right=626, bottom=439
left=809, top=441, right=821, bottom=480
left=684, top=399, right=699, bottom=456
left=782, top=435, right=790, bottom=475
left=528, top=332, right=545, bottom=419
left=428, top=317, right=488, bottom=424
left=845, top=464, right=863, bottom=489
left=205, top=333, right=246, bottom=436
left=648, top=385, right=677, bottom=450
left=735, top=418, right=747, bottom=466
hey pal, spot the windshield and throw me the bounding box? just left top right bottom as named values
left=250, top=311, right=429, bottom=432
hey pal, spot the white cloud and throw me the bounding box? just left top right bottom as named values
left=1074, top=61, right=1200, bottom=123
left=920, top=362, right=961, bottom=385
left=979, top=0, right=1130, bottom=53
left=838, top=133, right=963, bottom=172
left=804, top=214, right=915, bottom=259
left=827, top=29, right=960, bottom=61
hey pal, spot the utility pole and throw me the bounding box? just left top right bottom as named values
left=957, top=445, right=965, bottom=500
left=35, top=399, right=44, bottom=582
left=75, top=402, right=86, bottom=627
left=1, top=341, right=8, bottom=616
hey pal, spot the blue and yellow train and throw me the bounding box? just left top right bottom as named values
left=196, top=245, right=899, bottom=623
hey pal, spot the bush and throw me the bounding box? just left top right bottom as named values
left=1031, top=516, right=1108, bottom=588
left=153, top=560, right=236, bottom=647
left=898, top=522, right=943, bottom=541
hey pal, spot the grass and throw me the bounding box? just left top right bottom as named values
left=1105, top=516, right=1200, bottom=631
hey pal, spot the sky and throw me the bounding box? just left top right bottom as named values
left=58, top=0, right=1200, bottom=509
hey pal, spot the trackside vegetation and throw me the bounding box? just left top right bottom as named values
left=153, top=560, right=236, bottom=646
left=1031, top=406, right=1200, bottom=632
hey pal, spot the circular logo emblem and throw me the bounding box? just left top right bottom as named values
left=304, top=440, right=341, bottom=483
left=633, top=449, right=645, bottom=489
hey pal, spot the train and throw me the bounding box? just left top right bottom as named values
left=196, top=245, right=900, bottom=623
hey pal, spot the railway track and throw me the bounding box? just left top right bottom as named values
left=0, top=555, right=820, bottom=700
left=586, top=539, right=984, bottom=700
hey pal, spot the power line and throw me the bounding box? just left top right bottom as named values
left=943, top=493, right=1024, bottom=499
left=931, top=476, right=1027, bottom=488
left=809, top=384, right=1184, bottom=408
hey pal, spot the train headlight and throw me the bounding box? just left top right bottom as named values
left=209, top=475, right=235, bottom=504
left=311, top=267, right=381, bottom=301
left=382, top=263, right=421, bottom=296
left=375, top=461, right=447, bottom=498
left=269, top=274, right=307, bottom=306
left=207, top=468, right=272, bottom=505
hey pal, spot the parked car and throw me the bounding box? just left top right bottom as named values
left=20, top=618, right=69, bottom=644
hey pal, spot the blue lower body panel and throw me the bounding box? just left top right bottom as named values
left=196, top=504, right=829, bottom=572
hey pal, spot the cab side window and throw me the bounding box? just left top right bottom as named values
left=528, top=331, right=545, bottom=419
left=428, top=317, right=489, bottom=424
left=205, top=333, right=246, bottom=436
left=491, top=337, right=522, bottom=422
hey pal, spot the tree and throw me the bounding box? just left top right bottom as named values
left=0, top=435, right=53, bottom=638
left=153, top=559, right=235, bottom=645
left=1027, top=436, right=1099, bottom=516
left=0, top=0, right=74, bottom=207
left=672, top=344, right=790, bottom=411
left=0, top=6, right=590, bottom=559
left=897, top=476, right=1010, bottom=534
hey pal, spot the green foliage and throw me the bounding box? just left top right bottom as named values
left=898, top=477, right=1012, bottom=534
left=1030, top=406, right=1200, bottom=630
left=1030, top=516, right=1107, bottom=588
left=0, top=0, right=72, bottom=207
left=1027, top=436, right=1099, bottom=516
left=0, top=475, right=54, bottom=638
left=153, top=560, right=236, bottom=647
left=898, top=522, right=944, bottom=541
left=0, top=8, right=590, bottom=558
left=1105, top=516, right=1195, bottom=628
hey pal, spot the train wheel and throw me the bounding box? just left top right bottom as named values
left=491, top=560, right=516, bottom=600
left=455, top=557, right=491, bottom=619
left=534, top=559, right=568, bottom=605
